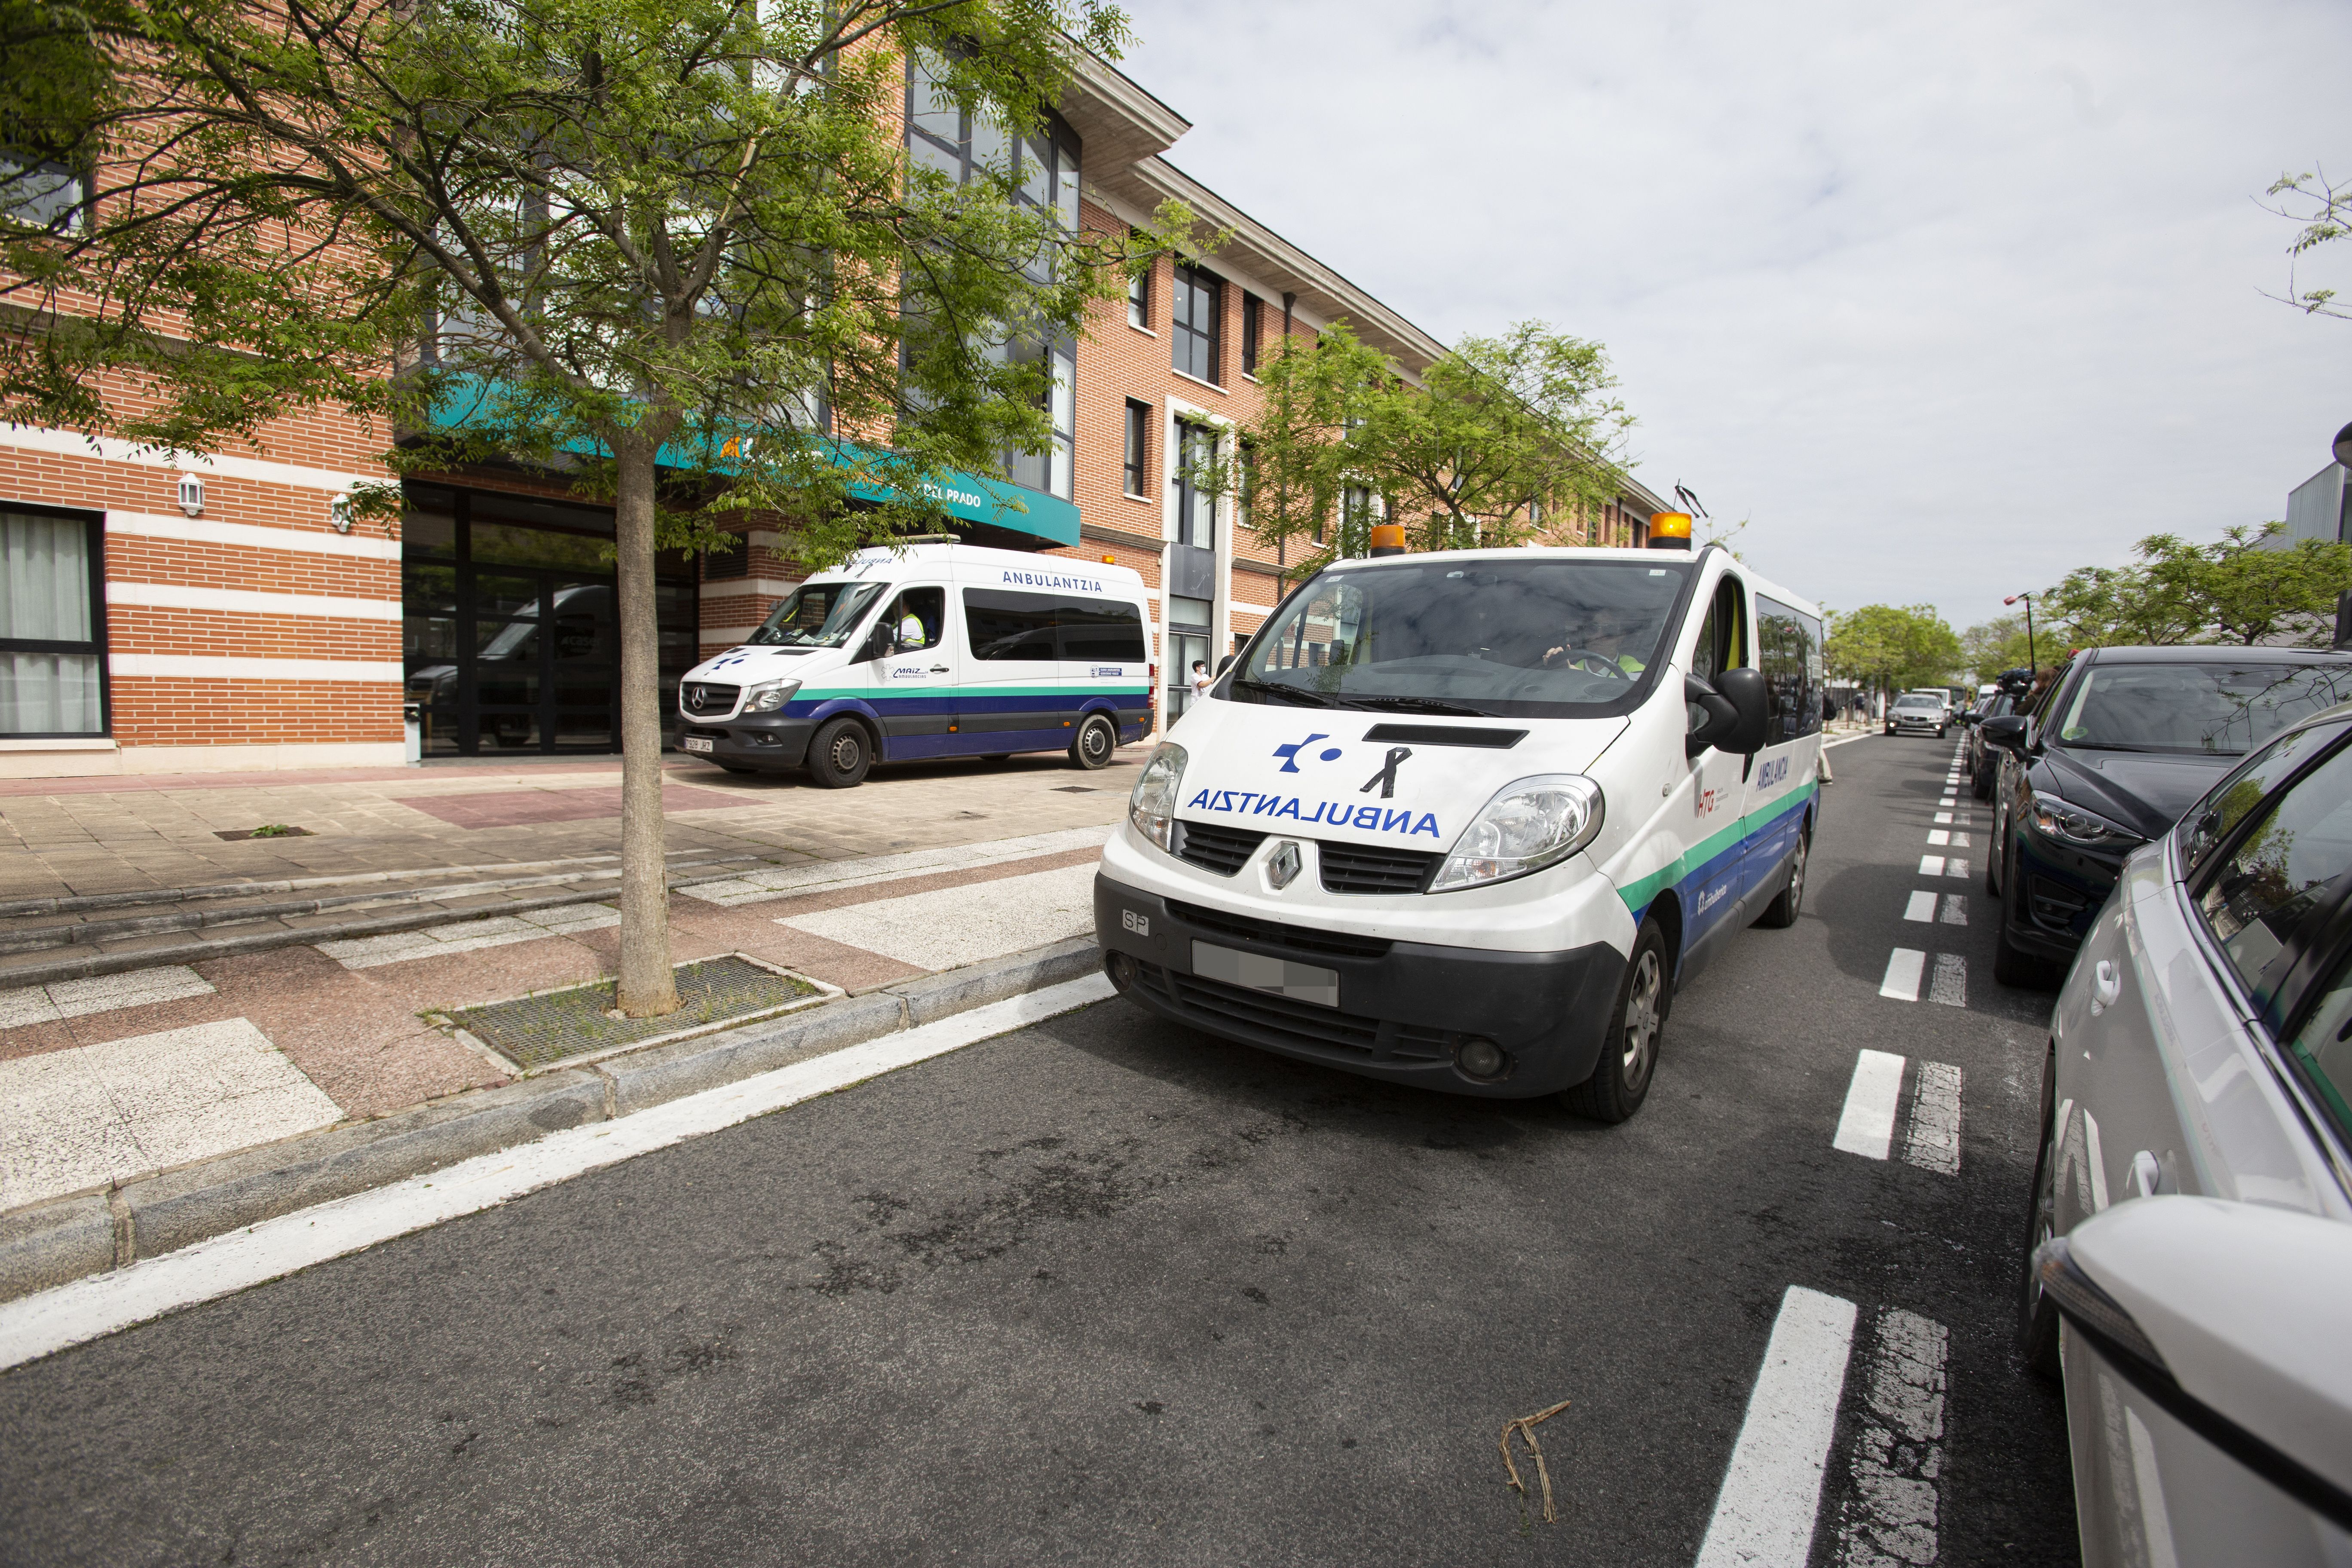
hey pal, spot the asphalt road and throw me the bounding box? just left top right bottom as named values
left=0, top=733, right=2080, bottom=1567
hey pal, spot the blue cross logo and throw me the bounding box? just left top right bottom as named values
left=1271, top=733, right=1345, bottom=772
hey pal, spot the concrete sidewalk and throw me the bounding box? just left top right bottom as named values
left=0, top=750, right=1142, bottom=1295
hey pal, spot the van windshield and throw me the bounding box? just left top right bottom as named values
left=746, top=581, right=886, bottom=650
left=1236, top=559, right=1694, bottom=719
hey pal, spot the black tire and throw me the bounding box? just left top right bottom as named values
left=1993, top=854, right=2062, bottom=989
left=1754, top=824, right=1809, bottom=928
left=1884, top=724, right=1894, bottom=735
left=1069, top=713, right=1117, bottom=770
left=1936, top=726, right=1948, bottom=738
left=1562, top=921, right=1670, bottom=1124
left=806, top=717, right=873, bottom=789
left=2019, top=1044, right=2064, bottom=1378
left=1971, top=757, right=1997, bottom=802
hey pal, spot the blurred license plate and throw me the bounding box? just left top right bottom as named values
left=1191, top=941, right=1338, bottom=1008
left=683, top=736, right=714, bottom=753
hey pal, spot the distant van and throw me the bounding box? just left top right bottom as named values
left=674, top=542, right=1154, bottom=787
left=1093, top=539, right=1825, bottom=1122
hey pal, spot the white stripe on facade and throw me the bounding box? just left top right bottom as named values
left=6, top=425, right=387, bottom=494
left=109, top=655, right=403, bottom=683
left=696, top=579, right=801, bottom=600
left=105, top=511, right=403, bottom=561
left=106, top=582, right=402, bottom=622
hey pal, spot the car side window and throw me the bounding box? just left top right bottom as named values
left=2282, top=947, right=2352, bottom=1142
left=2177, top=721, right=2351, bottom=878
left=2194, top=740, right=2352, bottom=1002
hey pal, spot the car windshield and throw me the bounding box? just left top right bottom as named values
left=2049, top=662, right=2352, bottom=755
left=1896, top=696, right=1938, bottom=710
left=1237, top=559, right=1691, bottom=719
left=746, top=580, right=886, bottom=650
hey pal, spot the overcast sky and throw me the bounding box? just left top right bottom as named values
left=1117, top=0, right=2352, bottom=631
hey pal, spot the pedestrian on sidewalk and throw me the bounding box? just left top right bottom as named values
left=1819, top=692, right=1837, bottom=783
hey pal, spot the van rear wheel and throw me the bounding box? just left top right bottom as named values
left=1069, top=713, right=1117, bottom=770
left=1562, top=921, right=1669, bottom=1124
left=1755, top=827, right=1808, bottom=928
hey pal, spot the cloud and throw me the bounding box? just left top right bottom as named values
left=1117, top=0, right=2352, bottom=631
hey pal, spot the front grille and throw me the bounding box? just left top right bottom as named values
left=1166, top=899, right=1392, bottom=960
left=1319, top=841, right=1442, bottom=895
left=2027, top=876, right=2091, bottom=931
left=1175, top=821, right=1266, bottom=877
left=1158, top=966, right=1381, bottom=1055
left=680, top=682, right=741, bottom=720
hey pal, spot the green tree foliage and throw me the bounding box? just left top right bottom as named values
left=1960, top=614, right=2036, bottom=685
left=2262, top=168, right=2350, bottom=321
left=1825, top=604, right=1963, bottom=695
left=0, top=0, right=1150, bottom=1014
left=2043, top=524, right=2350, bottom=651
left=1231, top=318, right=1632, bottom=576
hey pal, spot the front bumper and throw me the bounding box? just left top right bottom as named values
left=1887, top=715, right=1943, bottom=731
left=2004, top=827, right=2131, bottom=960
left=677, top=711, right=816, bottom=769
left=1093, top=872, right=1626, bottom=1099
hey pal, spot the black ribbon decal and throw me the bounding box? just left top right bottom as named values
left=1360, top=746, right=1413, bottom=799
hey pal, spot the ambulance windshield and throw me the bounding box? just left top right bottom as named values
left=1236, top=559, right=1692, bottom=719
left=747, top=580, right=886, bottom=650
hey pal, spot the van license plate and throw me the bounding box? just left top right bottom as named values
left=683, top=736, right=714, bottom=753
left=1191, top=941, right=1338, bottom=1008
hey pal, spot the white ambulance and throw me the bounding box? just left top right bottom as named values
left=1092, top=524, right=1826, bottom=1121
left=674, top=542, right=1154, bottom=787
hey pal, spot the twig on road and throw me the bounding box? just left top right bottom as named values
left=1498, top=1397, right=1573, bottom=1522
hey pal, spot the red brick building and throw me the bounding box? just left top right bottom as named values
left=0, top=49, right=1669, bottom=778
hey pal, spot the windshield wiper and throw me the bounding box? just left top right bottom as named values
left=1234, top=679, right=1338, bottom=708
left=1333, top=695, right=1495, bottom=717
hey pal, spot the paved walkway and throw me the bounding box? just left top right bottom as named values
left=0, top=750, right=1137, bottom=1215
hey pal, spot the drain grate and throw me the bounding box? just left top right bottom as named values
left=447, top=954, right=824, bottom=1072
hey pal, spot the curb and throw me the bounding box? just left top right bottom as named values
left=0, top=935, right=1106, bottom=1304
left=0, top=859, right=769, bottom=990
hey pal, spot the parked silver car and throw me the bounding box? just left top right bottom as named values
left=2020, top=701, right=2352, bottom=1562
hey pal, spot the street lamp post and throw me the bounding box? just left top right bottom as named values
left=2004, top=591, right=2038, bottom=675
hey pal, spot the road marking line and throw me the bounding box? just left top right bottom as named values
left=1925, top=830, right=1950, bottom=846
left=1829, top=1308, right=1949, bottom=1567
left=1949, top=832, right=1970, bottom=847
left=1917, top=855, right=1944, bottom=876
left=1902, top=1063, right=1963, bottom=1175
left=1938, top=794, right=1956, bottom=806
left=1946, top=857, right=1971, bottom=879
left=0, top=974, right=1119, bottom=1370
left=1878, top=949, right=1925, bottom=1002
left=1938, top=894, right=1967, bottom=926
left=1928, top=954, right=1967, bottom=1008
left=1694, top=1285, right=1859, bottom=1568
left=1932, top=811, right=1953, bottom=824
left=1834, top=1049, right=1907, bottom=1158
left=1902, top=891, right=1936, bottom=922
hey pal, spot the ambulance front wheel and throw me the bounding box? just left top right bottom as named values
left=1561, top=921, right=1670, bottom=1124
left=1069, top=714, right=1118, bottom=770
left=806, top=717, right=873, bottom=789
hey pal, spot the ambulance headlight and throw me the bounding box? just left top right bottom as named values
left=1128, top=742, right=1188, bottom=853
left=742, top=678, right=800, bottom=714
left=1430, top=774, right=1605, bottom=892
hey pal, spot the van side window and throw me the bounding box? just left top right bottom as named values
left=1057, top=598, right=1146, bottom=662
left=1694, top=576, right=1748, bottom=678
left=1758, top=594, right=1825, bottom=745
left=878, top=587, right=944, bottom=655
left=964, top=589, right=1058, bottom=662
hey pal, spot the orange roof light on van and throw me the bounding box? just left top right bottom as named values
left=1369, top=524, right=1408, bottom=557
left=1647, top=511, right=1694, bottom=551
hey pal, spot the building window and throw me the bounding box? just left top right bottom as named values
left=1122, top=400, right=1150, bottom=498
left=0, top=147, right=87, bottom=233
left=1174, top=422, right=1217, bottom=548
left=907, top=50, right=1081, bottom=500
left=1241, top=294, right=1263, bottom=377
left=1342, top=484, right=1376, bottom=554
left=703, top=532, right=748, bottom=580
left=1171, top=262, right=1222, bottom=385
left=1128, top=266, right=1151, bottom=330
left=0, top=507, right=106, bottom=736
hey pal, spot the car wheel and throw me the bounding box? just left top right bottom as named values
left=1069, top=713, right=1118, bottom=770
left=1754, top=827, right=1808, bottom=928
left=1993, top=853, right=2061, bottom=989
left=1562, top=921, right=1670, bottom=1124
left=806, top=717, right=872, bottom=789
left=2019, top=1043, right=2064, bottom=1378
left=1884, top=724, right=1894, bottom=735
left=1971, top=760, right=1997, bottom=802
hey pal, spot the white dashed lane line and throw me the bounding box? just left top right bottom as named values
left=1834, top=1049, right=1907, bottom=1157
left=1902, top=891, right=1936, bottom=923
left=1902, top=1063, right=1964, bottom=1175
left=1835, top=1046, right=1966, bottom=1171
left=1829, top=1307, right=1951, bottom=1567
left=1879, top=949, right=1926, bottom=1001
left=1939, top=894, right=1967, bottom=925
left=1694, top=1286, right=1859, bottom=1568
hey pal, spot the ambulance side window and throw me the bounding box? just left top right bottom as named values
left=1693, top=575, right=1748, bottom=678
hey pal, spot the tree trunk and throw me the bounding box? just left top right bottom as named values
left=613, top=432, right=679, bottom=1017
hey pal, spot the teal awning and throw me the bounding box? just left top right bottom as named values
left=417, top=375, right=1079, bottom=548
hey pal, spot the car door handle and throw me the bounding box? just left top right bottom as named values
left=930, top=665, right=950, bottom=674
left=2093, top=959, right=2121, bottom=1010
left=2127, top=1149, right=2164, bottom=1198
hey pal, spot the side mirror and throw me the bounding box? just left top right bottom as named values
left=2037, top=1197, right=2352, bottom=1532
left=1980, top=714, right=2028, bottom=755
left=858, top=628, right=892, bottom=663
left=1959, top=708, right=1980, bottom=726
left=1686, top=671, right=1769, bottom=756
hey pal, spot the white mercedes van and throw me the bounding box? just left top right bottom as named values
left=1092, top=535, right=1825, bottom=1122
left=675, top=542, right=1154, bottom=787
